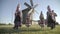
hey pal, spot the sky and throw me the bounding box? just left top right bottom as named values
left=0, top=0, right=60, bottom=24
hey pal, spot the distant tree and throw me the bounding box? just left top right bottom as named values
left=8, top=23, right=12, bottom=25
left=55, top=22, right=59, bottom=25
left=0, top=23, right=6, bottom=25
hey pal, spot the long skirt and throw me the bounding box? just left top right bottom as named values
left=38, top=21, right=45, bottom=27
left=14, top=21, right=21, bottom=27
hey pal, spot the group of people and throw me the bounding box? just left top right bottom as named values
left=46, top=5, right=57, bottom=29
left=38, top=5, right=57, bottom=29
left=13, top=4, right=57, bottom=29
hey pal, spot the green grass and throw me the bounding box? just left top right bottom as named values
left=0, top=24, right=60, bottom=34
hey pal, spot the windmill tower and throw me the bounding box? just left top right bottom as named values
left=22, top=0, right=38, bottom=24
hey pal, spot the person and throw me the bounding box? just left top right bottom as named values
left=51, top=10, right=57, bottom=22
left=13, top=4, right=22, bottom=29
left=51, top=10, right=57, bottom=29
left=39, top=11, right=45, bottom=29
left=46, top=5, right=53, bottom=29
left=46, top=5, right=57, bottom=29
left=14, top=11, right=22, bottom=29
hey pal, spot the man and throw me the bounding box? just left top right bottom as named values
left=51, top=10, right=57, bottom=28
left=51, top=10, right=57, bottom=22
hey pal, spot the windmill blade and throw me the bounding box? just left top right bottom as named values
left=24, top=2, right=31, bottom=8
left=32, top=10, right=39, bottom=17
left=28, top=8, right=34, bottom=20
left=28, top=9, right=33, bottom=15
left=28, top=8, right=34, bottom=15
left=32, top=8, right=34, bottom=13
left=34, top=10, right=39, bottom=15
left=30, top=0, right=33, bottom=6
left=30, top=9, right=34, bottom=16
left=33, top=12, right=38, bottom=17
left=33, top=4, right=38, bottom=8
left=22, top=8, right=31, bottom=13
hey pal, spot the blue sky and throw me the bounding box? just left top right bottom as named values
left=0, top=0, right=60, bottom=24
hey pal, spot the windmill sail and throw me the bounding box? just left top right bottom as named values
left=24, top=2, right=31, bottom=8
left=30, top=0, right=33, bottom=6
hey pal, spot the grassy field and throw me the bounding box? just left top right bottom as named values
left=0, top=24, right=60, bottom=34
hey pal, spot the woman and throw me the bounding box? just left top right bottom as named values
left=14, top=11, right=22, bottom=29
left=39, top=11, right=45, bottom=29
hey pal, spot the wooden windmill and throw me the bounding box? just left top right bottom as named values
left=22, top=0, right=38, bottom=24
